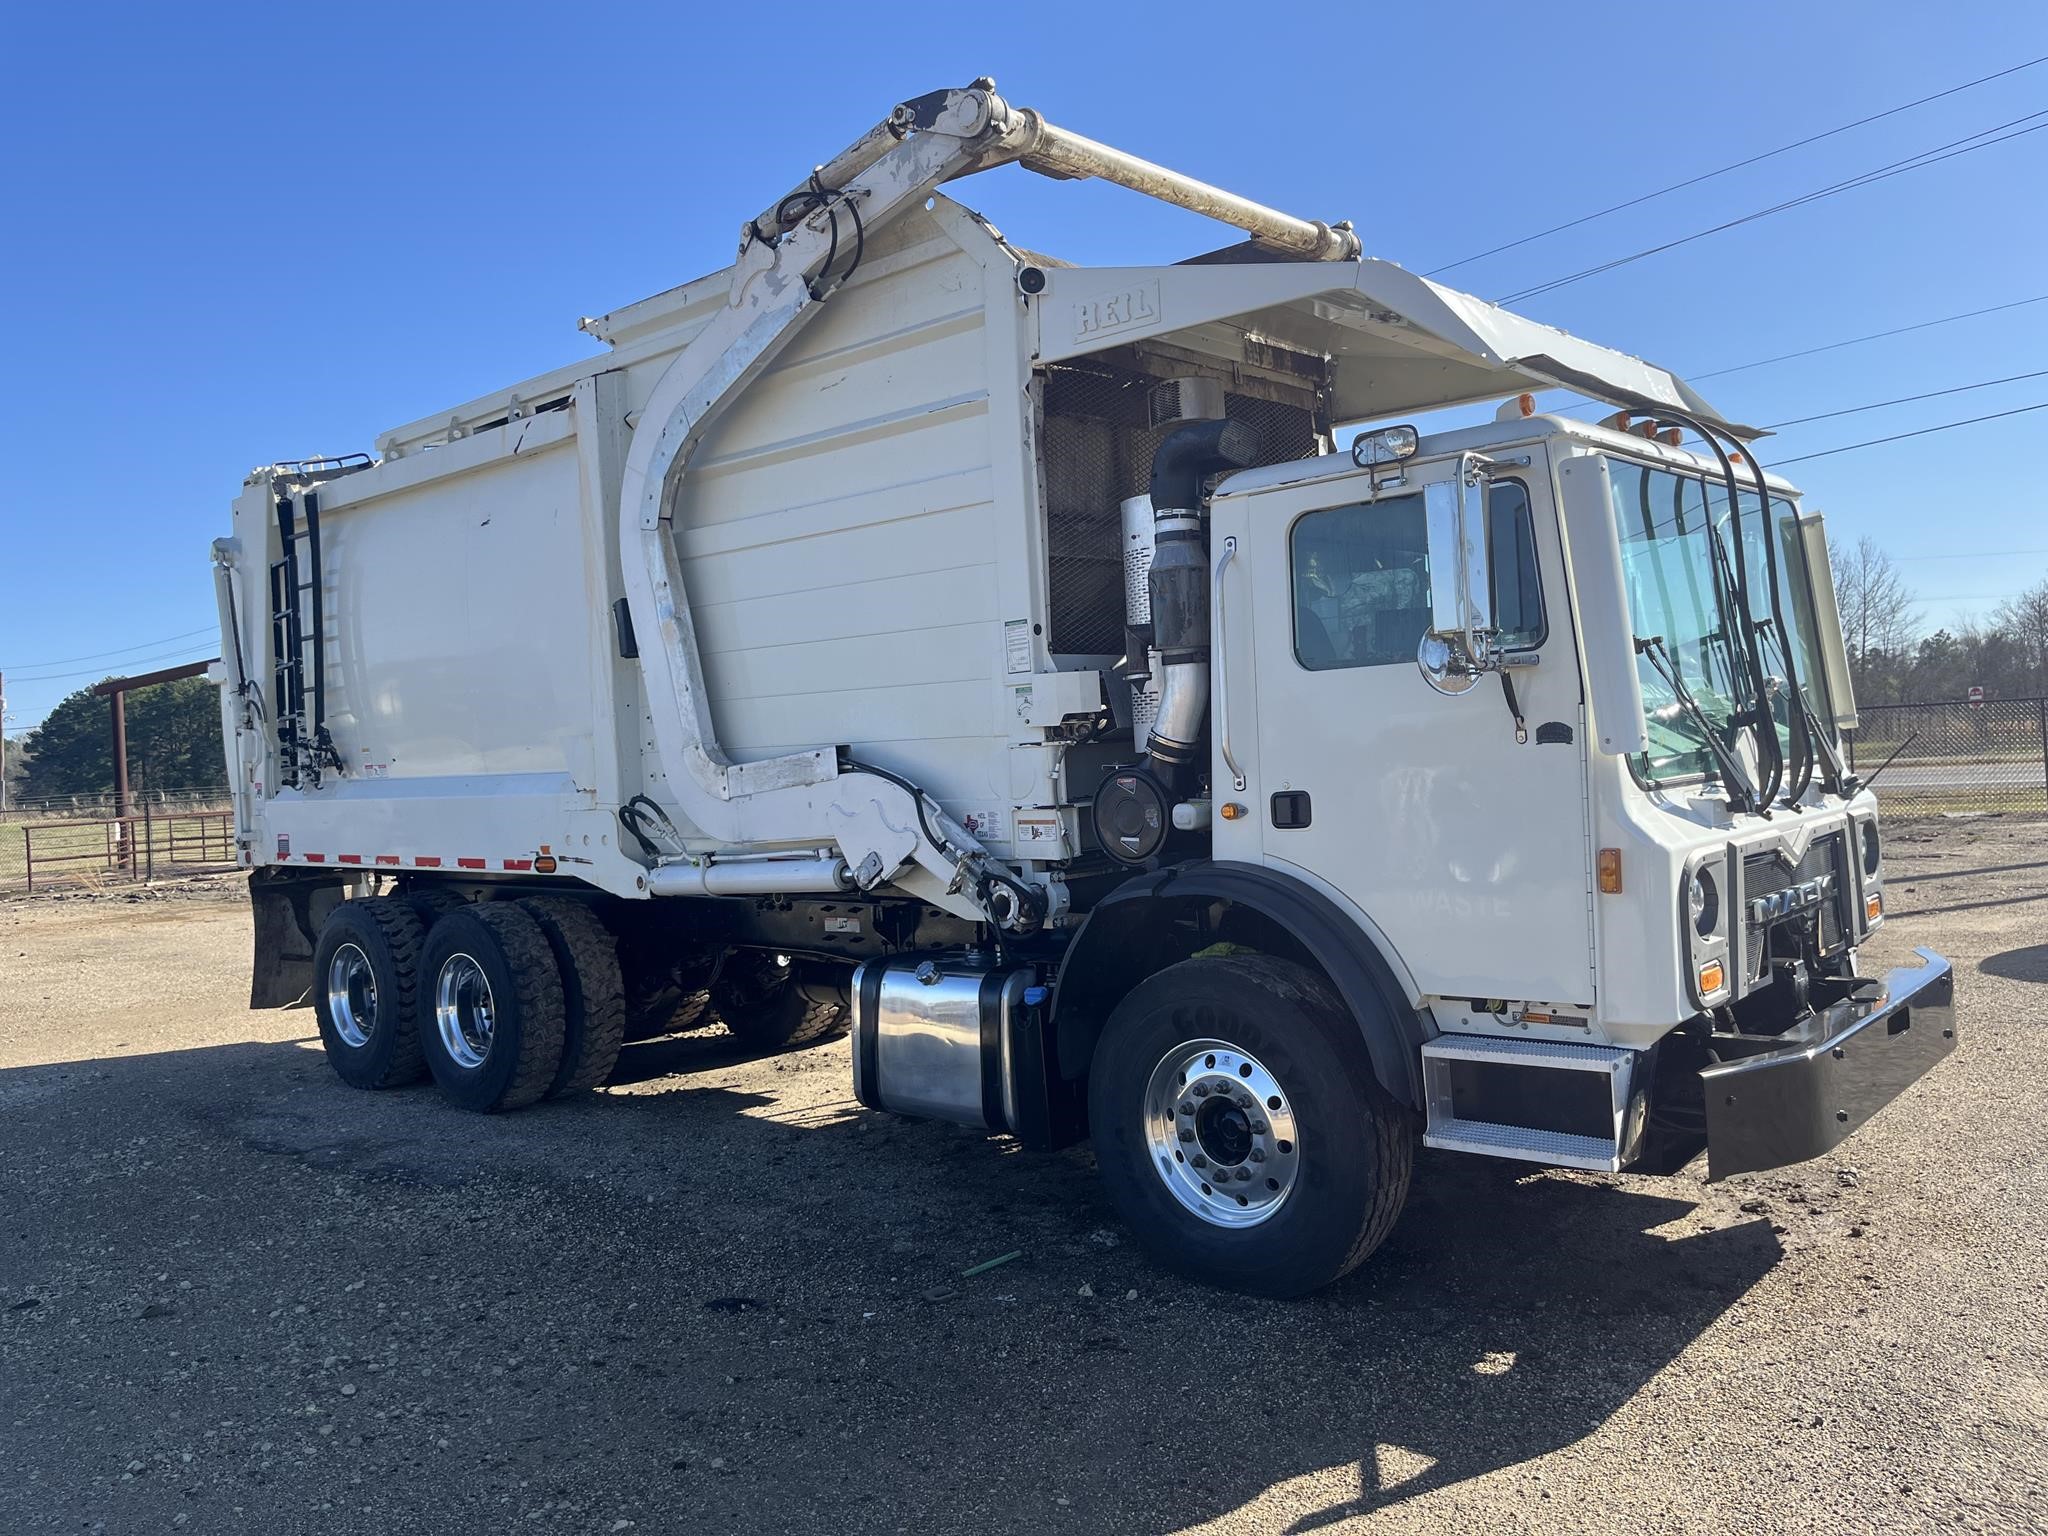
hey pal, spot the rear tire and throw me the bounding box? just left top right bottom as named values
left=311, top=898, right=429, bottom=1090
left=711, top=952, right=847, bottom=1050
left=418, top=903, right=566, bottom=1112
left=517, top=896, right=626, bottom=1096
left=1088, top=954, right=1413, bottom=1297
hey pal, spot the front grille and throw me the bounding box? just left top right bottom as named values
left=1741, top=831, right=1847, bottom=979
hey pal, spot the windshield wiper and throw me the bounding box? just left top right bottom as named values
left=1636, top=634, right=1761, bottom=814
left=1757, top=618, right=1855, bottom=798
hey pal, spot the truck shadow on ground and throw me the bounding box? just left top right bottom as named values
left=1979, top=943, right=2048, bottom=982
left=4, top=1032, right=1783, bottom=1535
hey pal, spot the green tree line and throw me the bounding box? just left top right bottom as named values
left=13, top=677, right=226, bottom=799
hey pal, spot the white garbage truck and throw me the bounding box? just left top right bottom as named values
left=212, top=80, right=1955, bottom=1295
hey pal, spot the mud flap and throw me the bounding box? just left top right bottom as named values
left=249, top=868, right=348, bottom=1009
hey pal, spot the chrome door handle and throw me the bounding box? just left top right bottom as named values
left=1214, top=536, right=1246, bottom=792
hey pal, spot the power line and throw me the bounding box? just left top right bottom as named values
left=1692, top=293, right=2048, bottom=382
left=3, top=625, right=216, bottom=671
left=1497, top=109, right=2048, bottom=305
left=1762, top=368, right=2048, bottom=428
left=1541, top=292, right=2048, bottom=413
left=1428, top=53, right=2048, bottom=277
left=1770, top=399, right=2048, bottom=466
left=7, top=649, right=218, bottom=686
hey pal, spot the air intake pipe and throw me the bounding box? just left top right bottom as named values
left=1141, top=418, right=1260, bottom=785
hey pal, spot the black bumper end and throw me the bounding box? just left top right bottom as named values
left=1701, top=948, right=1955, bottom=1180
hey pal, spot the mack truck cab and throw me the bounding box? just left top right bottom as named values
left=226, top=79, right=1955, bottom=1297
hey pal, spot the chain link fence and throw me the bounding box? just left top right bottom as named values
left=1846, top=698, right=2048, bottom=819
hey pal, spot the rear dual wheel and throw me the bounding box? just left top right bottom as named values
left=312, top=898, right=429, bottom=1089
left=313, top=892, right=627, bottom=1107
left=417, top=904, right=565, bottom=1112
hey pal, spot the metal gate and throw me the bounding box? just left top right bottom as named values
left=1846, top=698, right=2048, bottom=818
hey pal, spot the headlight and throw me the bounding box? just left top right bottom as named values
left=1688, top=867, right=1720, bottom=937
left=1862, top=820, right=1881, bottom=875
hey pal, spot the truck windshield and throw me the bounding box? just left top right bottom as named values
left=1606, top=456, right=1838, bottom=790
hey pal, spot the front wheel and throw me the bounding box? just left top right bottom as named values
left=1088, top=954, right=1413, bottom=1297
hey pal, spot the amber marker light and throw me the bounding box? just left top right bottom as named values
left=1596, top=848, right=1623, bottom=894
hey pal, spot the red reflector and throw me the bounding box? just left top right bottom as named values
left=375, top=855, right=400, bottom=866
left=414, top=856, right=442, bottom=868
left=304, top=853, right=326, bottom=864
left=339, top=854, right=362, bottom=865
left=457, top=857, right=486, bottom=870
left=502, top=859, right=533, bottom=872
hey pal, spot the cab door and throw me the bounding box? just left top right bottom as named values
left=1219, top=448, right=1595, bottom=1010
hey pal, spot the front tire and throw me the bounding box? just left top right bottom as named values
left=418, top=904, right=567, bottom=1112
left=311, top=898, right=429, bottom=1090
left=1088, top=954, right=1413, bottom=1297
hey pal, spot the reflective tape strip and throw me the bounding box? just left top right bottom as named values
left=339, top=854, right=363, bottom=865
left=375, top=855, right=400, bottom=866
left=414, top=856, right=442, bottom=868
left=502, top=859, right=533, bottom=872
left=457, top=857, right=486, bottom=870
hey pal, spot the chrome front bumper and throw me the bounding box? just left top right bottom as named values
left=1701, top=948, right=1955, bottom=1180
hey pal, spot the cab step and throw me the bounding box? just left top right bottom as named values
left=1421, top=1034, right=1646, bottom=1172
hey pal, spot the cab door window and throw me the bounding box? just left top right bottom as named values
left=1291, top=481, right=1544, bottom=671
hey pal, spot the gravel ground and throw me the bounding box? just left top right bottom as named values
left=2, top=824, right=2045, bottom=1536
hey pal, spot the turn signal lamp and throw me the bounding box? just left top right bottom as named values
left=1698, top=959, right=1726, bottom=995
left=1220, top=802, right=1247, bottom=821
left=1866, top=893, right=1883, bottom=922
left=1596, top=848, right=1623, bottom=894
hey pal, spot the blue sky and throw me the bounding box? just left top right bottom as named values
left=3, top=2, right=2044, bottom=733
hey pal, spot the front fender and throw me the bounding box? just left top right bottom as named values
left=1050, top=860, right=1432, bottom=1107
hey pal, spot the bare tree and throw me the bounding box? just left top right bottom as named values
left=1992, top=577, right=2048, bottom=687
left=1829, top=535, right=1919, bottom=704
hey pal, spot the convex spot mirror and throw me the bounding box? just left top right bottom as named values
left=1351, top=424, right=1419, bottom=468
left=1418, top=455, right=1495, bottom=695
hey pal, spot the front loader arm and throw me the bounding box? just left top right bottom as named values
left=616, top=79, right=1357, bottom=924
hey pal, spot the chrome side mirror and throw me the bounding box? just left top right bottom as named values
left=1418, top=455, right=1496, bottom=695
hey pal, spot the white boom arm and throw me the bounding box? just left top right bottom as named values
left=617, top=80, right=1358, bottom=925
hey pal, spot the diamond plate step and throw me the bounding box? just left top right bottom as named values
left=1422, top=1116, right=1621, bottom=1172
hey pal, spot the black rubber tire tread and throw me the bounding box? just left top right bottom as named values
left=517, top=896, right=627, bottom=1096
left=310, top=897, right=429, bottom=1089
left=417, top=903, right=567, bottom=1113
left=710, top=954, right=848, bottom=1050
left=402, top=884, right=468, bottom=916
left=1088, top=952, right=1413, bottom=1298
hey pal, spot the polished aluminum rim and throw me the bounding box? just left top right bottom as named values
left=434, top=953, right=495, bottom=1070
left=325, top=943, right=377, bottom=1049
left=1142, top=1038, right=1299, bottom=1228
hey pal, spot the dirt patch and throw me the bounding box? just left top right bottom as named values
left=2, top=829, right=2044, bottom=1534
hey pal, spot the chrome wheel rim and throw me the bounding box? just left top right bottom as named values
left=1142, top=1038, right=1300, bottom=1228
left=434, top=953, right=495, bottom=1070
left=326, top=943, right=378, bottom=1049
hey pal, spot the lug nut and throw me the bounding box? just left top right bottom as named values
left=1191, top=1154, right=1208, bottom=1169
left=1249, top=1147, right=1266, bottom=1163
left=1192, top=1084, right=1209, bottom=1098
left=1179, top=1101, right=1194, bottom=1116
left=1234, top=1167, right=1253, bottom=1183
left=1178, top=1128, right=1194, bottom=1143
left=1250, top=1121, right=1268, bottom=1136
